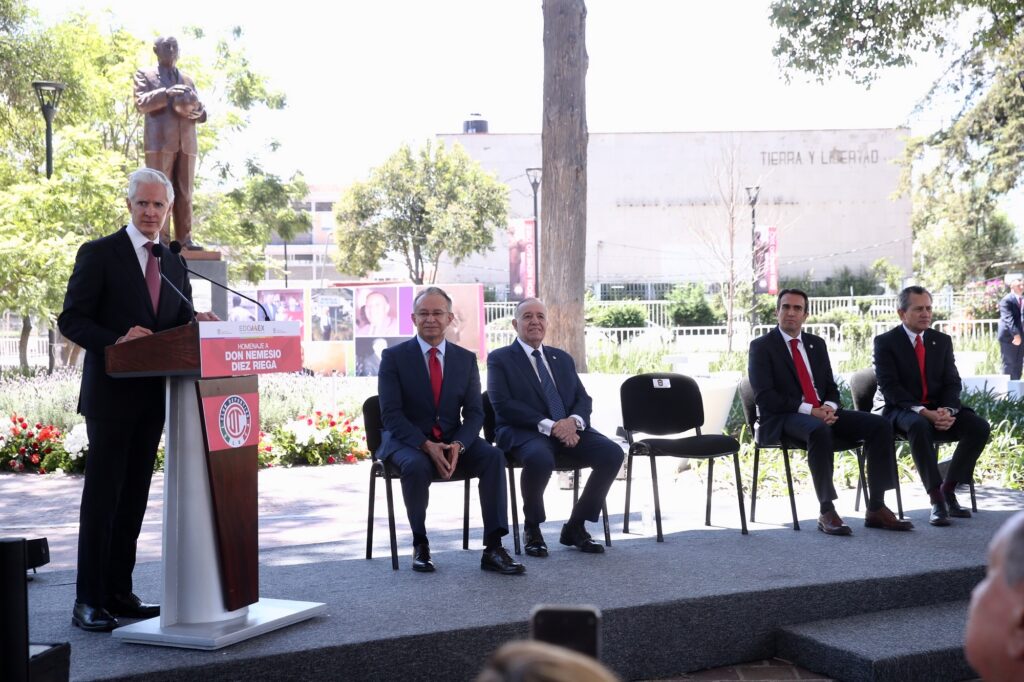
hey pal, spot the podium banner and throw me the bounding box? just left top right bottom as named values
left=199, top=321, right=302, bottom=378
left=200, top=392, right=260, bottom=452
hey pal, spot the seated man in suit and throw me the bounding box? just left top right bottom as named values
left=965, top=511, right=1024, bottom=682
left=487, top=298, right=623, bottom=556
left=873, top=285, right=991, bottom=526
left=998, top=275, right=1024, bottom=380
left=748, top=289, right=910, bottom=536
left=377, top=286, right=524, bottom=574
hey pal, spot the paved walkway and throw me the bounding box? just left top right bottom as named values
left=0, top=463, right=960, bottom=680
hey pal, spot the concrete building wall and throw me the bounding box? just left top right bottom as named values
left=436, top=128, right=912, bottom=289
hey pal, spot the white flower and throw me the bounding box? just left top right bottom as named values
left=284, top=419, right=316, bottom=444
left=63, top=423, right=89, bottom=457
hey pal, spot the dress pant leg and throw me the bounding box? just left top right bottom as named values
left=170, top=153, right=196, bottom=245
left=144, top=151, right=177, bottom=243
left=554, top=430, right=623, bottom=524
left=944, top=410, right=991, bottom=484
left=513, top=437, right=556, bottom=526
left=388, top=447, right=433, bottom=543
left=460, top=437, right=509, bottom=541
left=780, top=413, right=837, bottom=504
left=893, top=409, right=941, bottom=491
left=831, top=409, right=895, bottom=499
left=107, top=413, right=163, bottom=597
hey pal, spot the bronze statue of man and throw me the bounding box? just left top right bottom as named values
left=134, top=36, right=206, bottom=247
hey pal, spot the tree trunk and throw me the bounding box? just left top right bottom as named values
left=18, top=315, right=31, bottom=370
left=541, top=0, right=588, bottom=369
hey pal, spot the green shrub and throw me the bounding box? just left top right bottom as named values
left=588, top=303, right=647, bottom=328
left=666, top=283, right=715, bottom=326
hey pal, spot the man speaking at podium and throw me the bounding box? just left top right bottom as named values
left=58, top=168, right=216, bottom=632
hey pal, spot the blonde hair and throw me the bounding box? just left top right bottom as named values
left=476, top=641, right=619, bottom=682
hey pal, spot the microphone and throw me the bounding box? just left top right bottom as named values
left=150, top=243, right=197, bottom=324
left=169, top=241, right=271, bottom=321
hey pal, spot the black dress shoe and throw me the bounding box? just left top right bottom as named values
left=524, top=526, right=548, bottom=557
left=72, top=602, right=118, bottom=632
left=930, top=501, right=951, bottom=526
left=944, top=490, right=971, bottom=518
left=107, top=593, right=160, bottom=618
left=559, top=523, right=605, bottom=553
left=412, top=543, right=435, bottom=572
left=481, top=546, right=526, bottom=574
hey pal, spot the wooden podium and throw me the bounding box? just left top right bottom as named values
left=105, top=322, right=325, bottom=649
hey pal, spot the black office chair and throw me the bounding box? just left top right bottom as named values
left=481, top=392, right=611, bottom=555
left=620, top=373, right=748, bottom=540
left=363, top=395, right=471, bottom=570
left=849, top=368, right=975, bottom=513
left=737, top=377, right=870, bottom=530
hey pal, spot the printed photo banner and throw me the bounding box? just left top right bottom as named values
left=198, top=320, right=303, bottom=378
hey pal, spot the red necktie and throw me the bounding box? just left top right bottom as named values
left=789, top=338, right=820, bottom=408
left=914, top=334, right=928, bottom=404
left=143, top=242, right=161, bottom=313
left=428, top=347, right=443, bottom=440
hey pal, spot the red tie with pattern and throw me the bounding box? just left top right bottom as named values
left=143, top=242, right=161, bottom=313
left=428, top=347, right=443, bottom=440
left=789, top=338, right=820, bottom=408
left=914, top=334, right=928, bottom=404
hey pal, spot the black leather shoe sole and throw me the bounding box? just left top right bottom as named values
left=948, top=507, right=971, bottom=518
left=412, top=561, right=435, bottom=572
left=481, top=559, right=526, bottom=575
left=929, top=515, right=951, bottom=526
left=72, top=609, right=118, bottom=632
left=816, top=521, right=853, bottom=536
left=525, top=543, right=548, bottom=557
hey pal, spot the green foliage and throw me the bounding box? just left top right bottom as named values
left=872, top=258, right=905, bottom=293
left=334, top=141, right=508, bottom=284
left=586, top=344, right=669, bottom=374
left=769, top=0, right=1024, bottom=287
left=588, top=303, right=648, bottom=328
left=779, top=266, right=882, bottom=297
left=262, top=409, right=368, bottom=468
left=960, top=278, right=1005, bottom=319
left=666, top=283, right=716, bottom=326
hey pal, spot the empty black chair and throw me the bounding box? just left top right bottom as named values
left=482, top=391, right=611, bottom=555
left=363, top=395, right=471, bottom=570
left=620, top=373, right=747, bottom=540
left=737, top=377, right=870, bottom=530
left=849, top=367, right=974, bottom=513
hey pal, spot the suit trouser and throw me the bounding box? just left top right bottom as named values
left=388, top=436, right=509, bottom=546
left=999, top=340, right=1024, bottom=380
left=77, top=414, right=163, bottom=604
left=780, top=409, right=896, bottom=506
left=513, top=430, right=624, bottom=526
left=892, top=408, right=990, bottom=492
left=145, top=150, right=196, bottom=245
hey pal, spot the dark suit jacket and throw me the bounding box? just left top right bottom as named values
left=134, top=67, right=206, bottom=155
left=58, top=227, right=194, bottom=420
left=377, top=337, right=483, bottom=459
left=486, top=341, right=597, bottom=451
left=747, top=328, right=840, bottom=445
left=998, top=293, right=1023, bottom=343
left=872, top=325, right=962, bottom=415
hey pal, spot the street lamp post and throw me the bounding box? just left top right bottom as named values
left=32, top=81, right=65, bottom=180
left=525, top=167, right=542, bottom=297
left=745, top=185, right=761, bottom=325
left=32, top=81, right=66, bottom=374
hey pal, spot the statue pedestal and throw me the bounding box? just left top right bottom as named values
left=182, top=252, right=228, bottom=320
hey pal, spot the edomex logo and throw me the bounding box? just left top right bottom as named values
left=218, top=395, right=252, bottom=448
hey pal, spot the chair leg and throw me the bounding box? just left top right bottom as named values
left=463, top=478, right=470, bottom=550
left=751, top=446, right=761, bottom=523
left=732, top=452, right=748, bottom=535
left=366, top=467, right=377, bottom=560
left=384, top=475, right=399, bottom=570
left=623, top=453, right=634, bottom=533
left=705, top=457, right=715, bottom=527
left=650, top=455, right=664, bottom=542
left=782, top=447, right=799, bottom=531
left=855, top=448, right=868, bottom=511
left=508, top=465, right=521, bottom=555
left=601, top=501, right=611, bottom=547
left=573, top=469, right=580, bottom=506
left=970, top=479, right=978, bottom=512
left=893, top=447, right=904, bottom=519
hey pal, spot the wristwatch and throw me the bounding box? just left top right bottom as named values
left=452, top=440, right=466, bottom=455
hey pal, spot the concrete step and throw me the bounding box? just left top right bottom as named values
left=777, top=600, right=978, bottom=682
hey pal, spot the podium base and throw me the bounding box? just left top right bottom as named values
left=110, top=598, right=326, bottom=650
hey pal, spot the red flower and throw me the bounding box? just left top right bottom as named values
left=327, top=456, right=336, bottom=464
left=18, top=447, right=26, bottom=455
left=346, top=454, right=357, bottom=463
left=316, top=410, right=322, bottom=416
left=30, top=454, right=39, bottom=465
left=9, top=415, right=16, bottom=423
left=345, top=426, right=352, bottom=433
left=39, top=468, right=46, bottom=475
left=7, top=460, right=15, bottom=469
left=25, top=431, right=33, bottom=438
left=329, top=420, right=336, bottom=427
left=307, top=418, right=313, bottom=425
left=35, top=423, right=42, bottom=429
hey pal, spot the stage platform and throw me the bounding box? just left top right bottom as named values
left=21, top=475, right=1017, bottom=682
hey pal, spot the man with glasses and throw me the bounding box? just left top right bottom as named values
left=376, top=287, right=524, bottom=575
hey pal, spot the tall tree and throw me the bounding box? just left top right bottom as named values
left=769, top=0, right=1022, bottom=286
left=541, top=0, right=588, bottom=368
left=333, top=141, right=508, bottom=284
